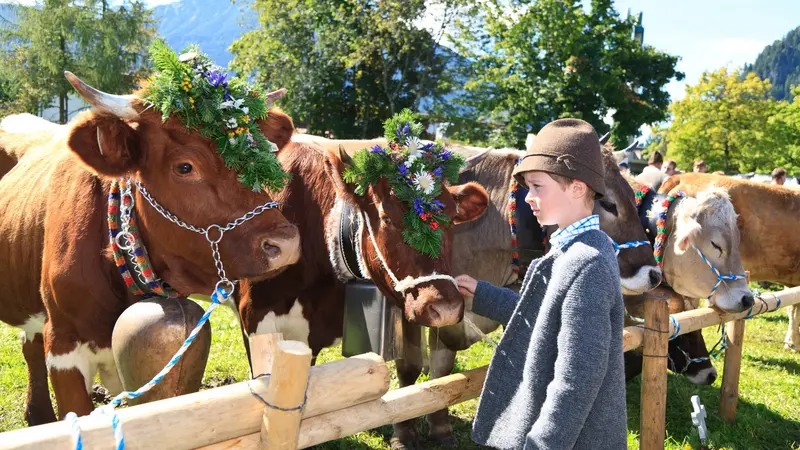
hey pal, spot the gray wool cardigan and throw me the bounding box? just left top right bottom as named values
left=471, top=229, right=627, bottom=450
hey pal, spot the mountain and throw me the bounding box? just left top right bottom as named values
left=745, top=26, right=800, bottom=101
left=152, top=0, right=256, bottom=68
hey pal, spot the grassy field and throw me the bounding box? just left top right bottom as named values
left=1, top=301, right=799, bottom=449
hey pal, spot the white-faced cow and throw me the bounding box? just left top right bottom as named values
left=660, top=173, right=800, bottom=351
left=0, top=74, right=301, bottom=424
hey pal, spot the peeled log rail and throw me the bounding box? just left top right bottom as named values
left=198, top=365, right=488, bottom=450
left=0, top=353, right=389, bottom=450
left=622, top=288, right=800, bottom=352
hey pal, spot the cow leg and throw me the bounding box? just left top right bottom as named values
left=44, top=321, right=95, bottom=418
left=21, top=332, right=57, bottom=425
left=786, top=305, right=800, bottom=352
left=391, top=320, right=423, bottom=450
left=425, top=330, right=458, bottom=447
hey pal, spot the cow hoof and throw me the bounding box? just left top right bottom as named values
left=92, top=384, right=112, bottom=404
left=785, top=343, right=799, bottom=353
left=390, top=438, right=419, bottom=450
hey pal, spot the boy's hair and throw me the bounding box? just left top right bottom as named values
left=665, top=159, right=677, bottom=169
left=648, top=151, right=663, bottom=165
left=772, top=167, right=786, bottom=180
left=549, top=173, right=598, bottom=205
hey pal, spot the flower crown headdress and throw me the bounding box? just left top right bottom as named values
left=142, top=40, right=289, bottom=192
left=343, top=109, right=465, bottom=258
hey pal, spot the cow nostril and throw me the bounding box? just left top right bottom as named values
left=261, top=239, right=281, bottom=259
left=648, top=269, right=662, bottom=287
left=741, top=294, right=754, bottom=309
left=707, top=371, right=717, bottom=384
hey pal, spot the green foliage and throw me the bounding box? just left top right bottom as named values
left=665, top=68, right=786, bottom=174
left=448, top=0, right=683, bottom=148
left=745, top=26, right=800, bottom=101
left=143, top=41, right=289, bottom=192
left=343, top=111, right=465, bottom=258
left=230, top=0, right=463, bottom=139
left=0, top=0, right=155, bottom=122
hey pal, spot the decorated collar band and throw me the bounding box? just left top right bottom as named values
left=343, top=109, right=465, bottom=258
left=653, top=190, right=685, bottom=267
left=142, top=40, right=289, bottom=192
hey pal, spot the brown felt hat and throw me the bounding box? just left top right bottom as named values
left=512, top=118, right=606, bottom=197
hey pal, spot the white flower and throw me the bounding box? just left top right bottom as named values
left=226, top=117, right=238, bottom=128
left=406, top=136, right=421, bottom=156
left=413, top=171, right=435, bottom=195
left=221, top=98, right=245, bottom=110
left=404, top=154, right=418, bottom=168
left=229, top=138, right=236, bottom=144
left=241, top=106, right=249, bottom=115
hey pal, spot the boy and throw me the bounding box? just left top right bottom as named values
left=456, top=118, right=626, bottom=450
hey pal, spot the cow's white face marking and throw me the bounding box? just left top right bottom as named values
left=687, top=366, right=717, bottom=386
left=46, top=342, right=121, bottom=394
left=250, top=299, right=310, bottom=345
left=621, top=265, right=661, bottom=295
left=19, top=312, right=46, bottom=342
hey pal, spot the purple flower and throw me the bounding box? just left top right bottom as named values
left=441, top=150, right=452, bottom=160
left=422, top=142, right=435, bottom=152
left=413, top=198, right=425, bottom=216
left=370, top=144, right=386, bottom=155
left=403, top=122, right=410, bottom=135
left=433, top=167, right=443, bottom=178
left=397, top=164, right=409, bottom=177
left=205, top=70, right=228, bottom=88
left=431, top=200, right=445, bottom=212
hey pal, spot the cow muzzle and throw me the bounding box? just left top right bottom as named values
left=402, top=281, right=464, bottom=328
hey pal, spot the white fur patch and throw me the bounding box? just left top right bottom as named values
left=46, top=342, right=118, bottom=394
left=621, top=265, right=661, bottom=294
left=19, top=312, right=46, bottom=342
left=687, top=366, right=717, bottom=385
left=250, top=299, right=311, bottom=345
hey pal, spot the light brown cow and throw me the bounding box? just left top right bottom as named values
left=661, top=173, right=800, bottom=351
left=0, top=74, right=301, bottom=424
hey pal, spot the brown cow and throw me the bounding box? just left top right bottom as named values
left=236, top=127, right=489, bottom=362
left=660, top=173, right=800, bottom=351
left=0, top=74, right=301, bottom=424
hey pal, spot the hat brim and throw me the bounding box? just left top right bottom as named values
left=512, top=154, right=606, bottom=197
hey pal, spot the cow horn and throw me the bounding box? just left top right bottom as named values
left=622, top=139, right=638, bottom=152
left=64, top=71, right=138, bottom=120
left=338, top=144, right=353, bottom=166
left=599, top=132, right=611, bottom=144
left=264, top=88, right=287, bottom=104
left=460, top=147, right=493, bottom=173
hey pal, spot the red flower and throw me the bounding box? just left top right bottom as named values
left=420, top=213, right=431, bottom=221
left=252, top=91, right=260, bottom=98
left=430, top=221, right=439, bottom=230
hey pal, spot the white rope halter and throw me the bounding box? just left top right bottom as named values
left=360, top=210, right=459, bottom=293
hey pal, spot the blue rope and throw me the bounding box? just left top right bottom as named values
left=610, top=239, right=650, bottom=256
left=669, top=315, right=681, bottom=340
left=64, top=287, right=230, bottom=450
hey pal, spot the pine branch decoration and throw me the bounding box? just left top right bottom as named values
left=344, top=109, right=465, bottom=259
left=142, top=40, right=289, bottom=192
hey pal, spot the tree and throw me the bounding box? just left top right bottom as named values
left=745, top=26, right=800, bottom=102
left=230, top=0, right=462, bottom=138
left=447, top=0, right=683, bottom=148
left=767, top=86, right=800, bottom=174
left=0, top=0, right=156, bottom=122
left=666, top=68, right=778, bottom=174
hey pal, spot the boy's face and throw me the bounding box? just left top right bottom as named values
left=523, top=171, right=589, bottom=227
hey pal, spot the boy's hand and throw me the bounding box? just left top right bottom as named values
left=455, top=275, right=478, bottom=297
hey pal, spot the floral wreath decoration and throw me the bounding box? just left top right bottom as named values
left=142, top=39, right=289, bottom=192
left=343, top=109, right=466, bottom=259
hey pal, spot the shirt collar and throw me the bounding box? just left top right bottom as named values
left=549, top=215, right=600, bottom=251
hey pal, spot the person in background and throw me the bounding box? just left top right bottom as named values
left=712, top=170, right=725, bottom=176
left=635, top=151, right=667, bottom=191
left=663, top=159, right=680, bottom=176
left=693, top=160, right=707, bottom=173
left=772, top=167, right=787, bottom=185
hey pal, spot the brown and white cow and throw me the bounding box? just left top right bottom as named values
left=236, top=125, right=489, bottom=360
left=660, top=173, right=800, bottom=351
left=0, top=74, right=301, bottom=424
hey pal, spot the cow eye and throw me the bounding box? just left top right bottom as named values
left=711, top=241, right=722, bottom=254
left=381, top=214, right=392, bottom=225
left=599, top=199, right=618, bottom=216
left=175, top=163, right=193, bottom=175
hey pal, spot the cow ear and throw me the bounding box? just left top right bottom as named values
left=322, top=147, right=359, bottom=204
left=673, top=206, right=701, bottom=255
left=66, top=111, right=140, bottom=177
left=448, top=182, right=489, bottom=224
left=259, top=107, right=295, bottom=150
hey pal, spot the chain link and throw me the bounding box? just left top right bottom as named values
left=130, top=179, right=281, bottom=297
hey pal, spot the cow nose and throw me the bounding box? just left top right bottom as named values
left=706, top=370, right=717, bottom=384
left=261, top=238, right=282, bottom=259
left=648, top=269, right=662, bottom=288
left=741, top=294, right=754, bottom=309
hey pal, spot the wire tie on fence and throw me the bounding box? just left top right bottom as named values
left=247, top=372, right=309, bottom=412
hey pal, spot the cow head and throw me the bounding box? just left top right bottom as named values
left=595, top=148, right=661, bottom=294
left=63, top=72, right=301, bottom=294
left=661, top=187, right=753, bottom=312
left=323, top=147, right=489, bottom=327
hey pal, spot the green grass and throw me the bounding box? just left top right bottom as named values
left=1, top=303, right=798, bottom=450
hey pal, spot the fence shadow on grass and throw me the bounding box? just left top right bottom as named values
left=626, top=373, right=800, bottom=449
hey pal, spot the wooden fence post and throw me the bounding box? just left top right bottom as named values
left=260, top=340, right=313, bottom=449
left=249, top=333, right=283, bottom=378
left=719, top=271, right=748, bottom=424
left=639, top=290, right=670, bottom=450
